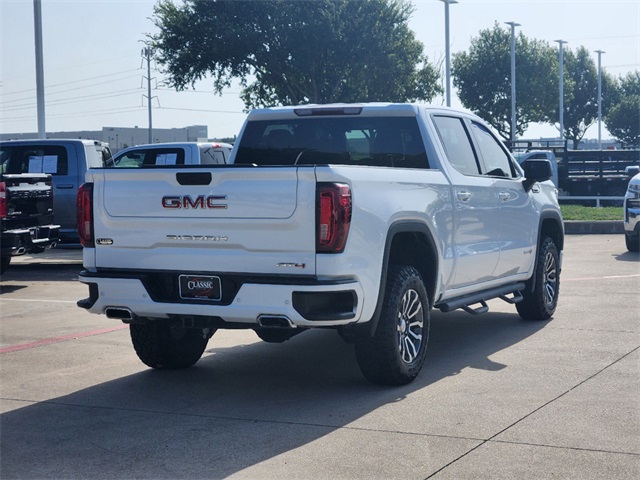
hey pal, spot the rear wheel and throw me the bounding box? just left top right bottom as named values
left=603, top=185, right=627, bottom=206
left=517, top=237, right=560, bottom=320
left=130, top=320, right=212, bottom=369
left=355, top=265, right=430, bottom=386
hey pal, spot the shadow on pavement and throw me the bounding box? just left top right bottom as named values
left=613, top=251, right=640, bottom=262
left=0, top=310, right=549, bottom=478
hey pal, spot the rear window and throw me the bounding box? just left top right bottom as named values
left=234, top=116, right=429, bottom=169
left=199, top=146, right=227, bottom=165
left=0, top=145, right=69, bottom=175
left=113, top=148, right=186, bottom=167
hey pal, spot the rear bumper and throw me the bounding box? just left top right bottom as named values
left=78, top=271, right=365, bottom=328
left=1, top=224, right=60, bottom=256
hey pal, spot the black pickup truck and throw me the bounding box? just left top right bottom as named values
left=558, top=149, right=640, bottom=200
left=508, top=140, right=640, bottom=202
left=0, top=173, right=60, bottom=274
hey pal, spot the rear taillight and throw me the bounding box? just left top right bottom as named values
left=317, top=183, right=351, bottom=253
left=77, top=183, right=94, bottom=247
left=0, top=182, right=6, bottom=219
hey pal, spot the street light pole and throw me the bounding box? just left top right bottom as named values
left=439, top=0, right=458, bottom=107
left=33, top=0, right=46, bottom=139
left=142, top=48, right=154, bottom=144
left=505, top=21, right=521, bottom=143
left=554, top=40, right=567, bottom=141
left=595, top=50, right=605, bottom=150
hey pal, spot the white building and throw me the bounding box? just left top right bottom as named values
left=1, top=125, right=208, bottom=153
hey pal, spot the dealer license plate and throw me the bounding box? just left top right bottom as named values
left=179, top=275, right=222, bottom=301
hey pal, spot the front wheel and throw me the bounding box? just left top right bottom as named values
left=0, top=255, right=11, bottom=275
left=355, top=265, right=430, bottom=386
left=625, top=233, right=639, bottom=253
left=130, top=320, right=213, bottom=369
left=517, top=237, right=560, bottom=321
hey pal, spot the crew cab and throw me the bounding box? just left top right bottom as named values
left=77, top=104, right=564, bottom=385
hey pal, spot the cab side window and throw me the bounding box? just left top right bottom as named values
left=470, top=122, right=516, bottom=178
left=432, top=115, right=480, bottom=176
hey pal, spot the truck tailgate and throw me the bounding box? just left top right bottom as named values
left=90, top=167, right=318, bottom=275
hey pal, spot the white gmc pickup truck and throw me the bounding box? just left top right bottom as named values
left=77, top=104, right=564, bottom=385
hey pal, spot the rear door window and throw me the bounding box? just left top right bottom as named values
left=113, top=148, right=185, bottom=167
left=432, top=115, right=480, bottom=176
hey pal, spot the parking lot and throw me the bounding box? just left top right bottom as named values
left=1, top=235, right=638, bottom=479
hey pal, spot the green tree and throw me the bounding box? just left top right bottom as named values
left=555, top=47, right=616, bottom=149
left=605, top=71, right=640, bottom=147
left=451, top=23, right=557, bottom=141
left=149, top=0, right=441, bottom=109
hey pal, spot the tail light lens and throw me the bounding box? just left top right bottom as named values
left=0, top=182, right=6, bottom=219
left=317, top=183, right=351, bottom=253
left=77, top=183, right=94, bottom=247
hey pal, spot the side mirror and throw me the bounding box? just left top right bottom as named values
left=523, top=159, right=552, bottom=192
left=625, top=165, right=640, bottom=177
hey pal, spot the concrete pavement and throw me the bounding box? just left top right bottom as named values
left=0, top=235, right=638, bottom=479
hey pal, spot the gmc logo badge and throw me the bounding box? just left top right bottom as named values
left=162, top=195, right=228, bottom=209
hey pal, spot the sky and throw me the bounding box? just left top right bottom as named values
left=1, top=0, right=639, bottom=141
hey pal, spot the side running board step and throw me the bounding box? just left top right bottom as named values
left=436, top=282, right=526, bottom=315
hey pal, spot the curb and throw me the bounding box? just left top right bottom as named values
left=563, top=221, right=624, bottom=235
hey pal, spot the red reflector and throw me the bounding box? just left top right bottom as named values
left=317, top=183, right=351, bottom=253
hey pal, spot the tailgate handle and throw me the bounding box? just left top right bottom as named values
left=176, top=172, right=212, bottom=185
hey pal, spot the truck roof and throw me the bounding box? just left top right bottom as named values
left=0, top=138, right=108, bottom=147
left=118, top=141, right=233, bottom=149
left=245, top=103, right=478, bottom=121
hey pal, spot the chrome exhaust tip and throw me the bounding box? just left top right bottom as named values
left=257, top=315, right=295, bottom=329
left=105, top=307, right=136, bottom=323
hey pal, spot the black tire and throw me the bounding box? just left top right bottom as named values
left=355, top=265, right=430, bottom=386
left=603, top=185, right=627, bottom=207
left=625, top=234, right=639, bottom=253
left=517, top=237, right=560, bottom=321
left=130, top=320, right=212, bottom=369
left=0, top=255, right=11, bottom=275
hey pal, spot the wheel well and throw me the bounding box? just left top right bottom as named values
left=541, top=217, right=564, bottom=251
left=388, top=231, right=437, bottom=306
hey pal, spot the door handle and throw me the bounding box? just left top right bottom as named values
left=499, top=192, right=511, bottom=202
left=56, top=184, right=74, bottom=189
left=457, top=191, right=471, bottom=202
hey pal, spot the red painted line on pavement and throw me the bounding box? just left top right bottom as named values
left=0, top=325, right=128, bottom=354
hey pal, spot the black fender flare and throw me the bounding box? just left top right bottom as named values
left=527, top=210, right=564, bottom=294
left=360, top=220, right=439, bottom=337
